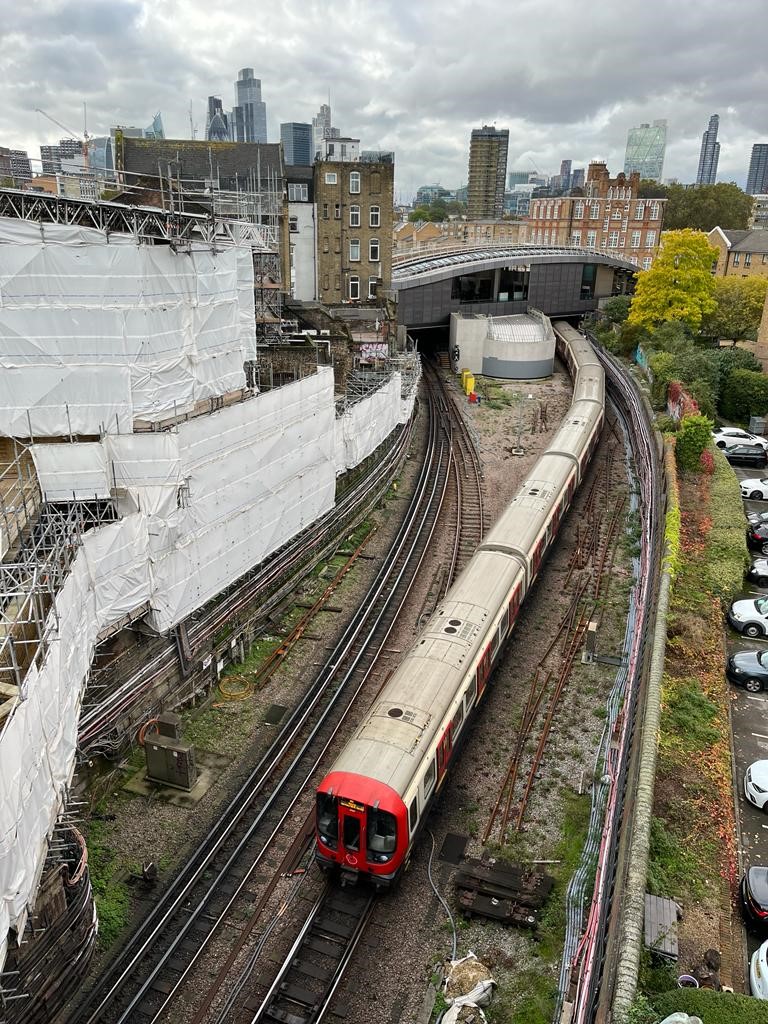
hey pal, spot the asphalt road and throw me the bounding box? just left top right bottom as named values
left=725, top=462, right=768, bottom=963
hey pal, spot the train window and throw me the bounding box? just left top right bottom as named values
left=465, top=676, right=477, bottom=712
left=367, top=808, right=397, bottom=857
left=452, top=703, right=464, bottom=735
left=343, top=816, right=360, bottom=852
left=424, top=757, right=437, bottom=797
left=317, top=793, right=338, bottom=848
left=409, top=798, right=418, bottom=833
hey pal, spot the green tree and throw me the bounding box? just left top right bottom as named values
left=648, top=350, right=676, bottom=407
left=408, top=206, right=432, bottom=222
left=602, top=295, right=631, bottom=324
left=638, top=180, right=669, bottom=199
left=664, top=182, right=753, bottom=231
left=720, top=369, right=768, bottom=423
left=702, top=276, right=768, bottom=342
left=628, top=230, right=718, bottom=331
left=676, top=414, right=714, bottom=471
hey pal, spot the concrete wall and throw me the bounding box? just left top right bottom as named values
left=449, top=312, right=555, bottom=379
left=288, top=200, right=317, bottom=301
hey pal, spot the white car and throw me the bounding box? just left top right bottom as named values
left=728, top=597, right=768, bottom=637
left=751, top=939, right=768, bottom=999
left=714, top=427, right=768, bottom=452
left=746, top=761, right=768, bottom=811
left=742, top=477, right=768, bottom=501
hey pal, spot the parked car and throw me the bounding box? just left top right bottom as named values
left=728, top=597, right=768, bottom=637
left=748, top=525, right=768, bottom=555
left=751, top=940, right=768, bottom=999
left=726, top=649, right=768, bottom=691
left=748, top=559, right=768, bottom=587
left=748, top=510, right=768, bottom=527
left=724, top=445, right=768, bottom=468
left=743, top=478, right=768, bottom=500
left=741, top=867, right=768, bottom=928
left=713, top=427, right=768, bottom=452
left=746, top=762, right=768, bottom=810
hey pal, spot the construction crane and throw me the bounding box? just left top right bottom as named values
left=35, top=106, right=90, bottom=171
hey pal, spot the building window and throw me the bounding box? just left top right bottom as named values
left=630, top=230, right=641, bottom=248
left=537, top=229, right=543, bottom=243
left=349, top=239, right=360, bottom=261
left=763, top=255, right=768, bottom=264
left=586, top=230, right=597, bottom=247
left=322, top=235, right=329, bottom=253
left=590, top=202, right=600, bottom=219
left=612, top=207, right=622, bottom=219
left=322, top=203, right=328, bottom=219
left=289, top=216, right=298, bottom=233
left=544, top=229, right=550, bottom=244
left=733, top=252, right=740, bottom=266
left=645, top=230, right=656, bottom=248
left=608, top=230, right=619, bottom=248
left=745, top=253, right=752, bottom=267
left=334, top=235, right=341, bottom=253
left=370, top=205, right=380, bottom=227
left=349, top=275, right=360, bottom=299
left=630, top=256, right=639, bottom=266
left=369, top=238, right=380, bottom=261
left=325, top=172, right=337, bottom=185
left=368, top=276, right=378, bottom=299
left=334, top=203, right=341, bottom=219
left=349, top=204, right=360, bottom=227
left=649, top=202, right=660, bottom=220
left=642, top=256, right=653, bottom=270
left=288, top=183, right=308, bottom=202
left=574, top=201, right=584, bottom=219
left=635, top=202, right=645, bottom=219
left=571, top=230, right=581, bottom=246
left=322, top=274, right=329, bottom=290
left=370, top=172, right=381, bottom=194
left=349, top=171, right=361, bottom=194
left=546, top=202, right=552, bottom=219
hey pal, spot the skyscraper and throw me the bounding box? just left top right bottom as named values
left=696, top=114, right=720, bottom=185
left=312, top=103, right=339, bottom=159
left=280, top=123, right=312, bottom=165
left=623, top=119, right=667, bottom=181
left=206, top=97, right=230, bottom=142
left=559, top=159, right=572, bottom=192
left=747, top=144, right=768, bottom=196
left=232, top=69, right=267, bottom=144
left=467, top=125, right=509, bottom=219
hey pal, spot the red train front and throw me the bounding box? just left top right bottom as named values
left=315, top=771, right=409, bottom=888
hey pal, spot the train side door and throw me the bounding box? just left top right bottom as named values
left=437, top=725, right=453, bottom=781
left=339, top=798, right=366, bottom=869
left=476, top=644, right=492, bottom=697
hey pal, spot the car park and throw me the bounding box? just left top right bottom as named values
left=742, top=867, right=768, bottom=928
left=713, top=427, right=768, bottom=452
left=728, top=597, right=768, bottom=637
left=748, top=525, right=768, bottom=555
left=724, top=445, right=768, bottom=468
left=748, top=510, right=768, bottom=528
left=746, top=761, right=768, bottom=811
left=726, top=649, right=768, bottom=691
left=743, top=478, right=768, bottom=501
left=751, top=940, right=768, bottom=999
left=747, top=559, right=768, bottom=587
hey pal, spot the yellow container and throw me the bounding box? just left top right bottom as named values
left=464, top=373, right=475, bottom=395
left=461, top=368, right=471, bottom=388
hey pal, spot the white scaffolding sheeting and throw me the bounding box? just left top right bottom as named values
left=335, top=374, right=403, bottom=474
left=31, top=443, right=110, bottom=502
left=0, top=515, right=151, bottom=967
left=0, top=219, right=256, bottom=433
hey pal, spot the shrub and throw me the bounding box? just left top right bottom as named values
left=720, top=367, right=768, bottom=423
left=699, top=449, right=714, bottom=474
left=653, top=987, right=768, bottom=1023
left=655, top=414, right=678, bottom=434
left=649, top=352, right=676, bottom=407
left=676, top=414, right=714, bottom=472
left=686, top=377, right=716, bottom=419
left=603, top=294, right=631, bottom=324
left=705, top=446, right=748, bottom=600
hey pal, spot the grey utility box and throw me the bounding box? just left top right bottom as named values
left=156, top=712, right=182, bottom=739
left=750, top=416, right=766, bottom=437
left=145, top=734, right=198, bottom=791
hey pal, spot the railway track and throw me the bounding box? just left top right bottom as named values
left=70, top=375, right=482, bottom=1024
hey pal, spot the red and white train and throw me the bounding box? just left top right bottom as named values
left=316, top=322, right=605, bottom=887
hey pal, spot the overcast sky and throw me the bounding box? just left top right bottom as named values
left=1, top=0, right=767, bottom=201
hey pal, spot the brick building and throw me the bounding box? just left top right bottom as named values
left=314, top=153, right=394, bottom=304
left=393, top=218, right=523, bottom=255
left=708, top=227, right=768, bottom=279
left=523, top=162, right=665, bottom=268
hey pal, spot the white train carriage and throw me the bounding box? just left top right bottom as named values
left=545, top=399, right=605, bottom=475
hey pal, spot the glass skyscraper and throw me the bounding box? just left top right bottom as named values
left=623, top=119, right=667, bottom=181
left=232, top=69, right=267, bottom=144
left=696, top=114, right=720, bottom=185
left=280, top=123, right=312, bottom=165
left=747, top=144, right=768, bottom=196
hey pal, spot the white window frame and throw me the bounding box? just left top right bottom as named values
left=608, top=230, right=619, bottom=248
left=745, top=253, right=752, bottom=267
left=649, top=202, right=660, bottom=220
left=368, top=276, right=378, bottom=299
left=642, top=256, right=653, bottom=270
left=349, top=171, right=361, bottom=194
left=645, top=230, right=656, bottom=248
left=369, top=205, right=380, bottom=227
left=369, top=238, right=380, bottom=262
left=349, top=275, right=360, bottom=300
left=574, top=201, right=584, bottom=219
left=288, top=183, right=308, bottom=201
left=571, top=230, right=581, bottom=246
left=586, top=230, right=597, bottom=247
left=635, top=202, right=645, bottom=219
left=590, top=202, right=600, bottom=219
left=324, top=172, right=337, bottom=185
left=733, top=252, right=740, bottom=266
left=630, top=230, right=641, bottom=248
left=349, top=239, right=361, bottom=262
left=349, top=204, right=361, bottom=227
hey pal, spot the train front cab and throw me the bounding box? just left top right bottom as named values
left=315, top=771, right=409, bottom=889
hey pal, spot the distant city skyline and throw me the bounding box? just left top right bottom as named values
left=696, top=113, right=720, bottom=185
left=1, top=1, right=766, bottom=199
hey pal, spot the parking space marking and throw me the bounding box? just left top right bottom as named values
left=752, top=733, right=768, bottom=740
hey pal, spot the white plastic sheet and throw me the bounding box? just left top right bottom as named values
left=0, top=515, right=150, bottom=961
left=0, top=364, right=132, bottom=437
left=31, top=443, right=110, bottom=502
left=335, top=374, right=402, bottom=474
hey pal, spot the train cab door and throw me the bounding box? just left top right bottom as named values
left=338, top=797, right=366, bottom=870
